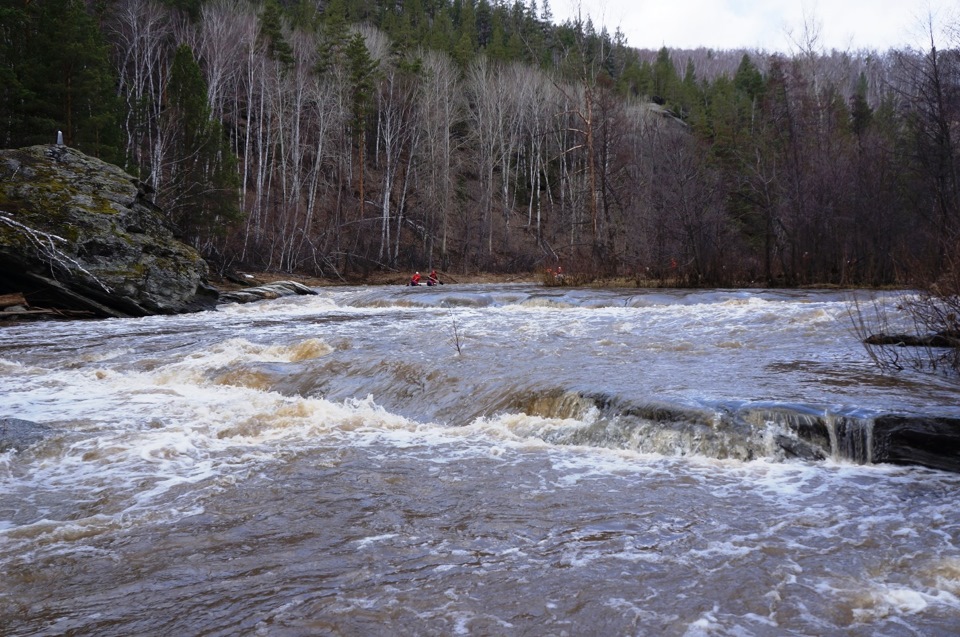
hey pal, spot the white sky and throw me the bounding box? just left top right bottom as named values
left=552, top=0, right=959, bottom=52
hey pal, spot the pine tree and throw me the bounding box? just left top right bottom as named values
left=288, top=0, right=323, bottom=31
left=849, top=72, right=873, bottom=138
left=475, top=0, right=493, bottom=48
left=677, top=58, right=699, bottom=119
left=457, top=0, right=478, bottom=50
left=428, top=6, right=457, bottom=54
left=259, top=0, right=295, bottom=68
left=164, top=44, right=239, bottom=247
left=486, top=13, right=508, bottom=60
left=345, top=32, right=380, bottom=222
left=317, top=0, right=351, bottom=74
left=1, top=0, right=120, bottom=160
left=453, top=31, right=475, bottom=68
left=159, top=0, right=203, bottom=22
left=0, top=1, right=30, bottom=148
left=652, top=47, right=678, bottom=108
left=733, top=53, right=764, bottom=102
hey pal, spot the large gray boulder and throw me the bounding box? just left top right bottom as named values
left=0, top=145, right=217, bottom=317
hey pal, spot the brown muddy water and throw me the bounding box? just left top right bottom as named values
left=2, top=285, right=959, bottom=636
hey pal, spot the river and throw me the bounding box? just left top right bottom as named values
left=2, top=285, right=959, bottom=636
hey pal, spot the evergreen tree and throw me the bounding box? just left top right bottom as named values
left=0, top=0, right=120, bottom=160
left=616, top=57, right=652, bottom=98
left=453, top=31, right=475, bottom=68
left=164, top=44, right=239, bottom=247
left=677, top=58, right=699, bottom=119
left=506, top=30, right=525, bottom=62
left=733, top=54, right=764, bottom=102
left=850, top=72, right=873, bottom=138
left=701, top=75, right=740, bottom=161
left=260, top=0, right=295, bottom=68
left=345, top=32, right=380, bottom=221
left=287, top=0, right=323, bottom=31
left=475, top=0, right=493, bottom=47
left=486, top=13, right=508, bottom=60
left=159, top=0, right=203, bottom=22
left=405, top=0, right=428, bottom=41
left=317, top=0, right=351, bottom=73
left=0, top=1, right=30, bottom=148
left=652, top=47, right=678, bottom=107
left=429, top=6, right=457, bottom=54
left=457, top=0, right=478, bottom=48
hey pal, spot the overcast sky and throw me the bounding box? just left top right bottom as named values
left=551, top=0, right=957, bottom=53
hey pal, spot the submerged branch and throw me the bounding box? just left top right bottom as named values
left=850, top=290, right=960, bottom=379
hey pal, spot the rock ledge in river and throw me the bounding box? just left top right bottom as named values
left=0, top=418, right=53, bottom=453
left=0, top=145, right=217, bottom=317
left=218, top=281, right=318, bottom=304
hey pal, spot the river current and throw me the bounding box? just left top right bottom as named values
left=2, top=285, right=960, bottom=636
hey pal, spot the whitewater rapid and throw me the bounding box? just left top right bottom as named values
left=2, top=285, right=959, bottom=635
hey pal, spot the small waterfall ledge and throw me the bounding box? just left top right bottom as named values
left=509, top=391, right=960, bottom=473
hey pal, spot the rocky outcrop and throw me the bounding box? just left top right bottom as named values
left=761, top=409, right=960, bottom=473
left=0, top=145, right=217, bottom=318
left=0, top=418, right=53, bottom=453
left=218, top=280, right=318, bottom=304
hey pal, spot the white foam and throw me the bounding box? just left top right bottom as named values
left=215, top=294, right=338, bottom=317
left=354, top=533, right=399, bottom=549
left=851, top=586, right=930, bottom=620
left=682, top=604, right=722, bottom=637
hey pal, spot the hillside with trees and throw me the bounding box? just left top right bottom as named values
left=2, top=0, right=959, bottom=287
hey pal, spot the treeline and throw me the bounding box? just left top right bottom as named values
left=2, top=0, right=959, bottom=285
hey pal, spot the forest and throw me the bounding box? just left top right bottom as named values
left=1, top=0, right=959, bottom=287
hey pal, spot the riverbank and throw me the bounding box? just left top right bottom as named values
left=210, top=270, right=539, bottom=291
left=210, top=269, right=864, bottom=292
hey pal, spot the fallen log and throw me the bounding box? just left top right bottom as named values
left=864, top=333, right=960, bottom=348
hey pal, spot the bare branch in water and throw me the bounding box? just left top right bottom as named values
left=850, top=289, right=960, bottom=379
left=449, top=313, right=463, bottom=356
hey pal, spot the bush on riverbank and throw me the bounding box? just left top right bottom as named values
left=855, top=244, right=960, bottom=379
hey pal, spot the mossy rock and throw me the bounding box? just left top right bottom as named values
left=0, top=145, right=217, bottom=317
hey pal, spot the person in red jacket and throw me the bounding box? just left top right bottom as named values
left=410, top=272, right=422, bottom=286
left=427, top=270, right=440, bottom=286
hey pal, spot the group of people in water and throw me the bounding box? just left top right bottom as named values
left=409, top=270, right=442, bottom=286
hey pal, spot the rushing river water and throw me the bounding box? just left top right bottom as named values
left=2, top=285, right=960, bottom=636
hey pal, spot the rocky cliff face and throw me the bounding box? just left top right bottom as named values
left=0, top=145, right=217, bottom=317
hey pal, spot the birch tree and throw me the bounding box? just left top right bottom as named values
left=418, top=49, right=462, bottom=269
left=371, top=34, right=421, bottom=265
left=466, top=55, right=508, bottom=260
left=111, top=0, right=172, bottom=184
